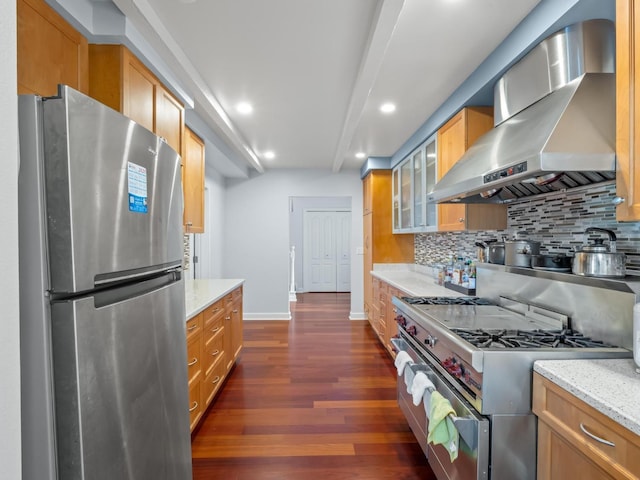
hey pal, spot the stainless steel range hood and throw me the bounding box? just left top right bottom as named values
left=428, top=19, right=616, bottom=204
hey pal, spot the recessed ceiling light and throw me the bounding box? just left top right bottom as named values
left=380, top=103, right=396, bottom=114
left=264, top=151, right=275, bottom=160
left=356, top=152, right=366, bottom=159
left=236, top=102, right=253, bottom=114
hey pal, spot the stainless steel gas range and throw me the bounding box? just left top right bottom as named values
left=391, top=265, right=635, bottom=480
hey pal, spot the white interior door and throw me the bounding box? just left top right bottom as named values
left=303, top=210, right=351, bottom=292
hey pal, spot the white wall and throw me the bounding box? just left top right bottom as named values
left=224, top=169, right=364, bottom=320
left=1, top=1, right=21, bottom=478
left=201, top=170, right=226, bottom=278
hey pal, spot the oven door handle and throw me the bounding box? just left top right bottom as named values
left=420, top=370, right=480, bottom=452
left=450, top=415, right=480, bottom=451
left=423, top=387, right=480, bottom=451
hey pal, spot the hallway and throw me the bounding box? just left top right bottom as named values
left=191, top=292, right=436, bottom=479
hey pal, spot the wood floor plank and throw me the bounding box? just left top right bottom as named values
left=191, top=292, right=435, bottom=479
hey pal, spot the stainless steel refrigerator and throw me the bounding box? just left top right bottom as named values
left=18, top=85, right=193, bottom=479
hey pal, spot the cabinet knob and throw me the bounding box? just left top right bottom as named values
left=458, top=218, right=465, bottom=223
left=612, top=196, right=625, bottom=206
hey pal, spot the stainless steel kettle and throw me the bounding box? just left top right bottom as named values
left=572, top=227, right=626, bottom=278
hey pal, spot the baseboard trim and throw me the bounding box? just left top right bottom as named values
left=349, top=311, right=366, bottom=320
left=243, top=312, right=292, bottom=321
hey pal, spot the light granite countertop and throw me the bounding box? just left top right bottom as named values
left=184, top=278, right=244, bottom=319
left=370, top=263, right=461, bottom=297
left=534, top=359, right=640, bottom=436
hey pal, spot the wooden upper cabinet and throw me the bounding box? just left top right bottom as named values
left=156, top=84, right=185, bottom=157
left=436, top=107, right=507, bottom=231
left=616, top=0, right=640, bottom=221
left=363, top=173, right=373, bottom=215
left=17, top=0, right=89, bottom=96
left=88, top=44, right=185, bottom=157
left=123, top=55, right=156, bottom=132
left=183, top=127, right=205, bottom=233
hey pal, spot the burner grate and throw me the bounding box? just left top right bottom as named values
left=403, top=296, right=494, bottom=306
left=451, top=328, right=617, bottom=349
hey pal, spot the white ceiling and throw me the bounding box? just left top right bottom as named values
left=112, top=0, right=541, bottom=173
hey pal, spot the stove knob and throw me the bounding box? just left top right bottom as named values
left=425, top=335, right=438, bottom=348
left=395, top=315, right=407, bottom=327
left=407, top=325, right=417, bottom=336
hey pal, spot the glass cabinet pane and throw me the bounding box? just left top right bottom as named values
left=413, top=150, right=424, bottom=228
left=392, top=168, right=400, bottom=230
left=425, top=140, right=437, bottom=227
left=400, top=160, right=412, bottom=229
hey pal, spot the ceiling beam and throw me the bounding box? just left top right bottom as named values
left=331, top=0, right=405, bottom=173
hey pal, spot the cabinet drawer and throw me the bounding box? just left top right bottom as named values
left=203, top=299, right=224, bottom=327
left=186, top=335, right=202, bottom=385
left=203, top=306, right=224, bottom=345
left=185, top=313, right=202, bottom=344
left=204, top=329, right=224, bottom=376
left=202, top=354, right=226, bottom=407
left=232, top=286, right=242, bottom=301
left=533, top=373, right=640, bottom=479
left=188, top=381, right=202, bottom=432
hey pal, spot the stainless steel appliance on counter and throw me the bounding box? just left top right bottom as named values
left=392, top=265, right=634, bottom=480
left=19, top=85, right=192, bottom=479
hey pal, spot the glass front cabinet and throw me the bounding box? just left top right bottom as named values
left=392, top=135, right=437, bottom=233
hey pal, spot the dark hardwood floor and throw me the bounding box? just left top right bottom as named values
left=191, top=292, right=436, bottom=479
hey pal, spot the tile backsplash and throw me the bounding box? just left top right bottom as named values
left=415, top=181, right=640, bottom=273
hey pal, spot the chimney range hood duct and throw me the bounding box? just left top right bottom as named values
left=428, top=19, right=616, bottom=204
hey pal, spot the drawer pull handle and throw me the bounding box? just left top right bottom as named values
left=210, top=349, right=220, bottom=356
left=189, top=401, right=198, bottom=412
left=188, top=358, right=198, bottom=366
left=225, top=316, right=231, bottom=321
left=232, top=309, right=238, bottom=314
left=211, top=327, right=221, bottom=333
left=211, top=376, right=221, bottom=384
left=579, top=423, right=615, bottom=447
left=187, top=324, right=198, bottom=332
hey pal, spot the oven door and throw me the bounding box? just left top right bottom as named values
left=393, top=336, right=490, bottom=480
left=392, top=338, right=430, bottom=457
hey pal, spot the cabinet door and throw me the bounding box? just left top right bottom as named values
left=616, top=0, right=640, bottom=220
left=156, top=84, right=185, bottom=157
left=436, top=107, right=505, bottom=231
left=424, top=139, right=437, bottom=228
left=400, top=159, right=413, bottom=229
left=231, top=289, right=243, bottom=362
left=123, top=53, right=155, bottom=133
left=363, top=213, right=373, bottom=324
left=18, top=0, right=88, bottom=96
left=437, top=111, right=467, bottom=231
left=537, top=421, right=614, bottom=480
left=391, top=168, right=400, bottom=231
left=183, top=127, right=205, bottom=233
left=412, top=149, right=425, bottom=229
left=363, top=173, right=372, bottom=215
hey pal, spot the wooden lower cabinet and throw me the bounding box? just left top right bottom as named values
left=369, top=276, right=406, bottom=359
left=533, top=372, right=640, bottom=479
left=187, top=286, right=243, bottom=433
left=186, top=313, right=203, bottom=431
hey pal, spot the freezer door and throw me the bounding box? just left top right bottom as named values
left=50, top=277, right=192, bottom=480
left=41, top=86, right=183, bottom=294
